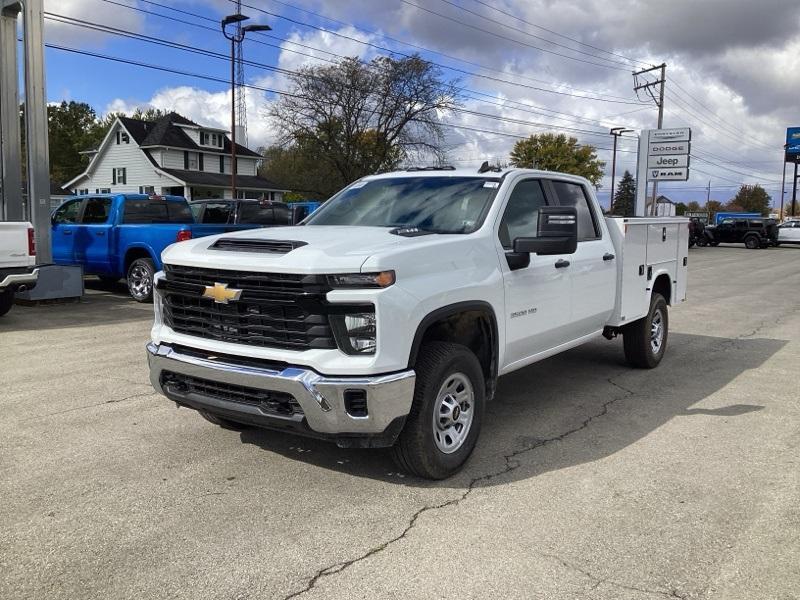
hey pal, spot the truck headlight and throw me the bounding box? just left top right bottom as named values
left=328, top=271, right=395, bottom=288
left=331, top=311, right=377, bottom=355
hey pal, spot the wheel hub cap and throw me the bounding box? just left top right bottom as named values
left=650, top=309, right=664, bottom=354
left=432, top=373, right=474, bottom=454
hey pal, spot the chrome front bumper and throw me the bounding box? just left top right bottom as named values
left=146, top=342, right=416, bottom=439
left=0, top=268, right=38, bottom=291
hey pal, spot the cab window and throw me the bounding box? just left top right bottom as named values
left=498, top=179, right=547, bottom=249
left=198, top=202, right=233, bottom=224
left=551, top=181, right=599, bottom=241
left=81, top=197, right=112, bottom=224
left=52, top=200, right=82, bottom=224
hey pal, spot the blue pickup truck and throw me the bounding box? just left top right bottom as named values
left=51, top=193, right=258, bottom=302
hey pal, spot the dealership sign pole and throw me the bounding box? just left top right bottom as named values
left=635, top=127, right=692, bottom=216
left=786, top=127, right=800, bottom=218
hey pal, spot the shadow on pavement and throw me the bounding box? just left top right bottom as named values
left=2, top=278, right=151, bottom=332
left=238, top=331, right=785, bottom=488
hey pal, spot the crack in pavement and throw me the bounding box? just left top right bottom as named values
left=540, top=552, right=691, bottom=599
left=282, top=374, right=637, bottom=600
left=27, top=389, right=158, bottom=420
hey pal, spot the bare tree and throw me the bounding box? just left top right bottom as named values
left=267, top=55, right=459, bottom=196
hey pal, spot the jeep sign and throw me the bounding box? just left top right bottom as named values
left=648, top=154, right=689, bottom=169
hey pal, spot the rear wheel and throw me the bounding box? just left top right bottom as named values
left=127, top=258, right=155, bottom=302
left=0, top=289, right=15, bottom=317
left=198, top=410, right=251, bottom=431
left=392, top=342, right=485, bottom=479
left=744, top=235, right=760, bottom=249
left=623, top=293, right=668, bottom=369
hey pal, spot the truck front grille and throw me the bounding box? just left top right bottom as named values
left=161, top=371, right=303, bottom=417
left=161, top=265, right=336, bottom=351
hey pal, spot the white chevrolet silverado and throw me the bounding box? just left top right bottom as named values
left=0, top=222, right=38, bottom=317
left=147, top=168, right=688, bottom=479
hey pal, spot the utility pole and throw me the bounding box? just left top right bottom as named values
left=779, top=145, right=787, bottom=219
left=609, top=127, right=633, bottom=213
left=792, top=161, right=798, bottom=218
left=706, top=180, right=711, bottom=205
left=633, top=63, right=666, bottom=214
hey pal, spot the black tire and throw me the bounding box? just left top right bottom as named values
left=391, top=342, right=485, bottom=479
left=623, top=293, right=668, bottom=369
left=744, top=235, right=760, bottom=249
left=709, top=241, right=719, bottom=247
left=198, top=410, right=251, bottom=431
left=0, top=289, right=15, bottom=317
left=688, top=239, right=695, bottom=248
left=696, top=237, right=708, bottom=247
left=126, top=257, right=155, bottom=302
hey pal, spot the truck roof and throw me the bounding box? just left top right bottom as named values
left=362, top=167, right=593, bottom=188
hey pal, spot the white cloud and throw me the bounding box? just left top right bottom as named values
left=43, top=0, right=145, bottom=46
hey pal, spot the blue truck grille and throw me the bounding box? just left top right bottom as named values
left=161, top=265, right=336, bottom=351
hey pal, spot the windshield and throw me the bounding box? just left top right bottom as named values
left=305, top=176, right=500, bottom=233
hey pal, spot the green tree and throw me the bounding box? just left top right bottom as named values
left=675, top=202, right=687, bottom=216
left=509, top=133, right=604, bottom=186
left=47, top=101, right=106, bottom=185
left=705, top=199, right=724, bottom=220
left=611, top=170, right=636, bottom=216
left=726, top=184, right=771, bottom=215
left=686, top=200, right=700, bottom=212
left=269, top=55, right=459, bottom=197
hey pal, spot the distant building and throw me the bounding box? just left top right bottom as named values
left=645, top=195, right=677, bottom=217
left=64, top=112, right=286, bottom=201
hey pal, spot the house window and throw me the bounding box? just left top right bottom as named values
left=199, top=153, right=204, bottom=172
left=183, top=151, right=198, bottom=170
left=112, top=167, right=126, bottom=185
left=219, top=155, right=225, bottom=173
left=184, top=151, right=189, bottom=170
left=116, top=131, right=120, bottom=144
left=139, top=185, right=155, bottom=194
left=95, top=188, right=111, bottom=194
left=121, top=132, right=130, bottom=143
left=78, top=189, right=89, bottom=195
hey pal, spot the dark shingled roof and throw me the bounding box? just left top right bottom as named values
left=119, top=112, right=261, bottom=157
left=160, top=169, right=286, bottom=191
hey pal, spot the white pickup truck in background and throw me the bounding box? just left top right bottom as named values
left=146, top=168, right=688, bottom=479
left=0, top=222, right=38, bottom=317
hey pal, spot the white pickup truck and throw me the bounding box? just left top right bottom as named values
left=0, top=222, right=38, bottom=317
left=147, top=168, right=688, bottom=478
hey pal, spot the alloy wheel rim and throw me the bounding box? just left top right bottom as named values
left=432, top=372, right=474, bottom=454
left=650, top=309, right=664, bottom=354
left=129, top=265, right=151, bottom=298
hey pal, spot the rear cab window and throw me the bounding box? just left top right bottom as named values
left=549, top=180, right=600, bottom=241
left=81, top=197, right=112, bottom=224
left=123, top=197, right=193, bottom=224
left=238, top=202, right=291, bottom=225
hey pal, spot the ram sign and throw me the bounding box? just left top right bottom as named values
left=787, top=127, right=800, bottom=161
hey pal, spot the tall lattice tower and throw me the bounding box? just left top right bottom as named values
left=234, top=0, right=248, bottom=147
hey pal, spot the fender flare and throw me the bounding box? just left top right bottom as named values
left=407, top=300, right=500, bottom=399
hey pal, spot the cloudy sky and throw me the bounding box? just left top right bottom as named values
left=43, top=0, right=799, bottom=206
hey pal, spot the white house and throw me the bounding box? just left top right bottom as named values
left=65, top=113, right=286, bottom=201
left=645, top=195, right=677, bottom=217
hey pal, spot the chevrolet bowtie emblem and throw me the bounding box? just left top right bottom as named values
left=202, top=282, right=243, bottom=304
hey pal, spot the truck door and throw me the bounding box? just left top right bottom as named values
left=497, top=178, right=571, bottom=366
left=548, top=180, right=616, bottom=340
left=51, top=199, right=83, bottom=265
left=75, top=197, right=114, bottom=274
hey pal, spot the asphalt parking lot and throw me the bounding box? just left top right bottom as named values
left=2, top=246, right=799, bottom=600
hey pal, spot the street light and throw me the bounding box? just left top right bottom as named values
left=221, top=14, right=271, bottom=200
left=609, top=127, right=634, bottom=213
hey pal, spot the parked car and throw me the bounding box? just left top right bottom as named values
left=0, top=222, right=38, bottom=317
left=146, top=167, right=689, bottom=479
left=288, top=201, right=322, bottom=223
left=51, top=193, right=260, bottom=302
left=703, top=217, right=778, bottom=249
left=190, top=199, right=293, bottom=229
left=776, top=220, right=800, bottom=245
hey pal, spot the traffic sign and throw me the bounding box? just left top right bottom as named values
left=649, top=167, right=689, bottom=181
left=648, top=154, right=689, bottom=169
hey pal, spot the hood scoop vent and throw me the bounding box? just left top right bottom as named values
left=209, top=238, right=307, bottom=254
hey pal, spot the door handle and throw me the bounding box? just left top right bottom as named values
left=63, top=230, right=73, bottom=235
left=603, top=253, right=615, bottom=261
left=554, top=259, right=570, bottom=269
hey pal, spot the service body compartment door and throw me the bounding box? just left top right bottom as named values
left=618, top=223, right=649, bottom=323
left=646, top=223, right=680, bottom=265
left=676, top=222, right=689, bottom=303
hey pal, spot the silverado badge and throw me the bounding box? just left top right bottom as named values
left=202, top=282, right=242, bottom=304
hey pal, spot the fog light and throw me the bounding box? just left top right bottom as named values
left=344, top=313, right=376, bottom=354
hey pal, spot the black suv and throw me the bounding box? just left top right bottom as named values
left=704, top=217, right=778, bottom=249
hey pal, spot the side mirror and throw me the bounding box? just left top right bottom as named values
left=513, top=206, right=578, bottom=256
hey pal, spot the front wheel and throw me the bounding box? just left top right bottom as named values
left=127, top=258, right=155, bottom=302
left=744, top=235, right=760, bottom=249
left=392, top=342, right=485, bottom=479
left=0, top=289, right=15, bottom=317
left=623, top=293, right=668, bottom=369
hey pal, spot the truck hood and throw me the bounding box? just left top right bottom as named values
left=161, top=225, right=414, bottom=273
